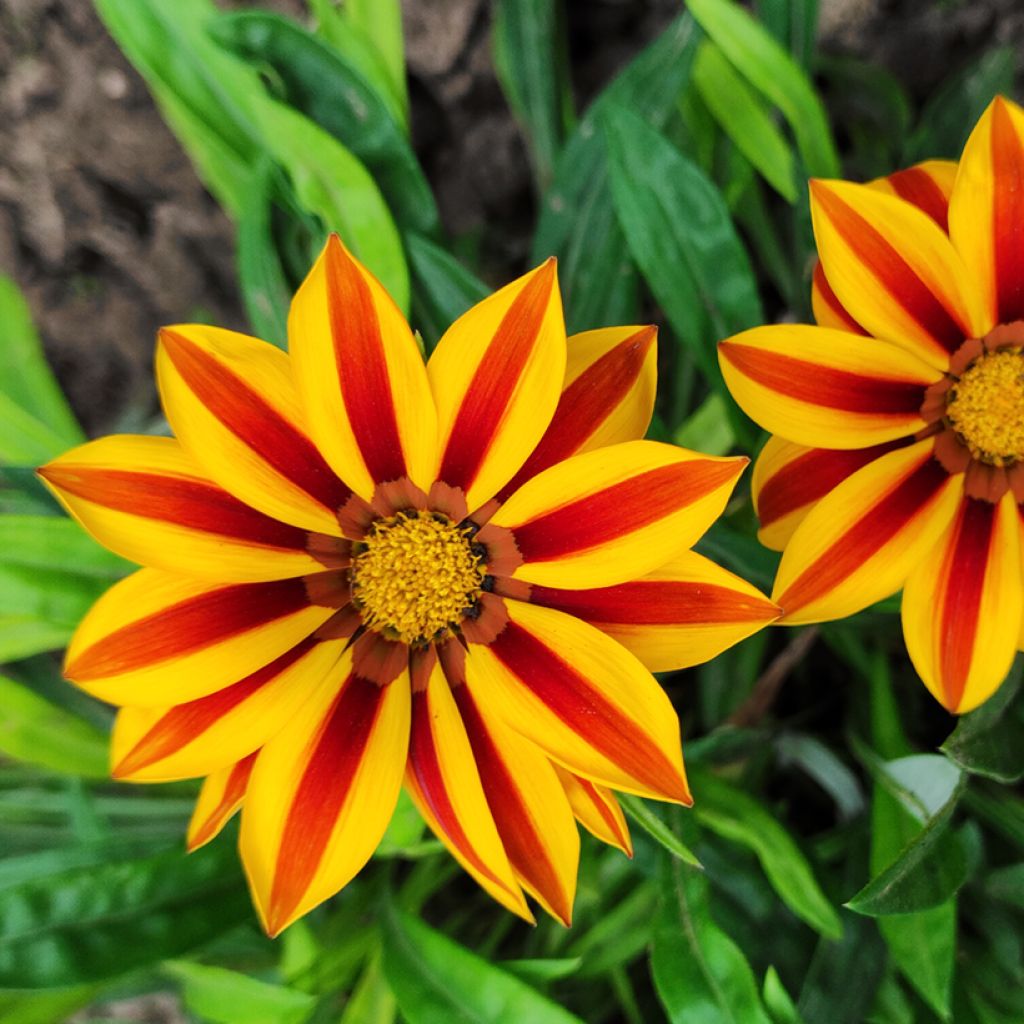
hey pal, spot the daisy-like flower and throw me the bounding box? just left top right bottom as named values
left=40, top=236, right=778, bottom=935
left=719, top=96, right=1024, bottom=715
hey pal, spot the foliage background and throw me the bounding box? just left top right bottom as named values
left=1, top=1, right=1023, bottom=1022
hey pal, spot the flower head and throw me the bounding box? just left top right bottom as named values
left=720, top=96, right=1024, bottom=714
left=41, top=236, right=777, bottom=934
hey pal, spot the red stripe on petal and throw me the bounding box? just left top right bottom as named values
left=814, top=187, right=967, bottom=352
left=408, top=689, right=510, bottom=891
left=114, top=640, right=316, bottom=777
left=991, top=101, right=1024, bottom=323
left=325, top=239, right=407, bottom=484
left=722, top=344, right=927, bottom=415
left=513, top=460, right=739, bottom=563
left=491, top=622, right=683, bottom=797
left=161, top=331, right=351, bottom=512
left=574, top=776, right=630, bottom=850
left=500, top=326, right=656, bottom=498
left=813, top=263, right=866, bottom=335
left=269, top=674, right=383, bottom=928
left=887, top=167, right=950, bottom=230
left=188, top=754, right=256, bottom=850
left=939, top=499, right=996, bottom=709
left=439, top=262, right=555, bottom=492
left=777, top=457, right=950, bottom=613
left=68, top=579, right=311, bottom=681
left=43, top=467, right=309, bottom=550
left=758, top=441, right=905, bottom=530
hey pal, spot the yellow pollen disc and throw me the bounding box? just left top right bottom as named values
left=350, top=511, right=485, bottom=645
left=945, top=348, right=1024, bottom=466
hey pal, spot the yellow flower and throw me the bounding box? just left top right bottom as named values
left=719, top=96, right=1024, bottom=715
left=40, top=236, right=777, bottom=935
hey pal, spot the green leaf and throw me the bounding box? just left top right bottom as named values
left=338, top=951, right=397, bottom=1024
left=0, top=676, right=108, bottom=778
left=164, top=960, right=316, bottom=1024
left=0, top=985, right=105, bottom=1024
left=755, top=0, right=819, bottom=70
left=692, top=770, right=841, bottom=939
left=501, top=958, right=582, bottom=984
left=692, top=42, right=797, bottom=202
left=697, top=522, right=780, bottom=593
left=493, top=0, right=571, bottom=186
left=0, top=839, right=251, bottom=988
left=376, top=789, right=428, bottom=855
left=211, top=11, right=438, bottom=237
left=674, top=394, right=737, bottom=455
left=340, top=0, right=407, bottom=127
left=380, top=903, right=585, bottom=1024
left=618, top=794, right=702, bottom=868
left=651, top=849, right=773, bottom=1024
left=686, top=0, right=839, bottom=178
left=0, top=516, right=131, bottom=578
left=763, top=967, right=806, bottom=1024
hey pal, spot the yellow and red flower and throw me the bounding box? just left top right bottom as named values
left=40, top=236, right=778, bottom=934
left=720, top=96, right=1024, bottom=715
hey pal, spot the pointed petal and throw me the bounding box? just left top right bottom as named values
left=772, top=441, right=962, bottom=624
left=499, top=325, right=657, bottom=499
left=186, top=754, right=256, bottom=851
left=719, top=325, right=936, bottom=449
left=752, top=436, right=907, bottom=550
left=553, top=764, right=632, bottom=856
left=39, top=436, right=325, bottom=582
left=156, top=324, right=351, bottom=534
left=530, top=550, right=779, bottom=672
left=902, top=492, right=1022, bottom=713
left=492, top=441, right=746, bottom=589
left=110, top=638, right=345, bottom=781
left=288, top=236, right=438, bottom=498
left=809, top=179, right=982, bottom=367
left=428, top=260, right=566, bottom=509
left=65, top=569, right=334, bottom=707
left=466, top=600, right=690, bottom=803
left=454, top=681, right=579, bottom=925
left=241, top=657, right=410, bottom=936
left=405, top=660, right=532, bottom=921
left=948, top=96, right=1024, bottom=330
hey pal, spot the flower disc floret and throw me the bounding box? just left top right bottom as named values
left=350, top=510, right=484, bottom=644
left=945, top=347, right=1024, bottom=466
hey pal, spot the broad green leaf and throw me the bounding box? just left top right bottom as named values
left=0, top=676, right=108, bottom=779
left=164, top=960, right=316, bottom=1024
left=406, top=233, right=489, bottom=349
left=0, top=276, right=83, bottom=464
left=211, top=12, right=438, bottom=237
left=0, top=839, right=251, bottom=988
left=686, top=0, right=838, bottom=178
left=339, top=952, right=397, bottom=1024
left=341, top=0, right=407, bottom=125
left=763, top=967, right=806, bottom=1024
left=493, top=0, right=572, bottom=186
left=692, top=42, right=797, bottom=201
left=380, top=903, right=584, bottom=1024
left=651, top=849, right=772, bottom=1024
left=618, top=794, right=702, bottom=868
left=0, top=516, right=131, bottom=578
left=0, top=985, right=104, bottom=1024
left=692, top=770, right=841, bottom=938
left=674, top=394, right=737, bottom=455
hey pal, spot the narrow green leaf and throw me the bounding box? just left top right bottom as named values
left=619, top=794, right=702, bottom=868
left=686, top=0, right=839, bottom=177
left=763, top=967, right=806, bottom=1024
left=339, top=951, right=396, bottom=1024
left=0, top=516, right=131, bottom=578
left=501, top=958, right=582, bottom=984
left=380, top=903, right=585, bottom=1024
left=674, top=394, right=737, bottom=455
left=341, top=0, right=407, bottom=126
left=406, top=234, right=489, bottom=349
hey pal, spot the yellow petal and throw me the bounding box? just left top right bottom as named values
left=186, top=754, right=256, bottom=851
left=553, top=764, right=632, bottom=857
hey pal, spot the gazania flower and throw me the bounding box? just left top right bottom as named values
left=40, top=236, right=778, bottom=934
left=720, top=96, right=1024, bottom=715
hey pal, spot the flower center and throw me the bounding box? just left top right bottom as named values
left=945, top=347, right=1024, bottom=466
left=350, top=510, right=485, bottom=645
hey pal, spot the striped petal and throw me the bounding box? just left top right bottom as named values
left=811, top=263, right=867, bottom=334
left=110, top=638, right=345, bottom=782
left=39, top=436, right=325, bottom=582
left=772, top=441, right=962, bottom=624
left=428, top=260, right=565, bottom=510
left=902, top=492, right=1022, bottom=714
left=406, top=658, right=531, bottom=920
left=719, top=325, right=937, bottom=449
left=948, top=96, right=1024, bottom=331
left=752, top=436, right=907, bottom=550
left=156, top=324, right=351, bottom=535
left=529, top=550, right=779, bottom=673
left=809, top=178, right=982, bottom=368
left=288, top=235, right=438, bottom=498
left=454, top=681, right=579, bottom=925
left=498, top=325, right=657, bottom=499
left=65, top=569, right=334, bottom=707
left=186, top=754, right=256, bottom=851
left=553, top=764, right=632, bottom=857
left=240, top=656, right=410, bottom=936
left=466, top=600, right=690, bottom=803
left=492, top=441, right=746, bottom=589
